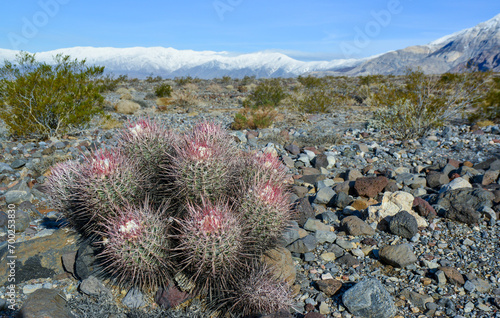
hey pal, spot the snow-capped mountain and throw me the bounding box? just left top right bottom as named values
left=0, top=13, right=499, bottom=78
left=0, top=46, right=363, bottom=79
left=329, top=13, right=500, bottom=76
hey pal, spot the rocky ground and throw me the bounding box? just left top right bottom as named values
left=0, top=86, right=499, bottom=318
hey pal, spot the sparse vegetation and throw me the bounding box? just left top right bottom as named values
left=0, top=52, right=105, bottom=138
left=370, top=69, right=486, bottom=139
left=469, top=75, right=500, bottom=123
left=154, top=83, right=172, bottom=97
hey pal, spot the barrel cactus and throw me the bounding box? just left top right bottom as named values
left=45, top=119, right=294, bottom=316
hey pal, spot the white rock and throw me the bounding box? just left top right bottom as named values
left=367, top=191, right=428, bottom=228
left=439, top=177, right=472, bottom=193
left=326, top=154, right=336, bottom=169
left=303, top=150, right=316, bottom=161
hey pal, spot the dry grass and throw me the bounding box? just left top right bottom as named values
left=100, top=116, right=123, bottom=130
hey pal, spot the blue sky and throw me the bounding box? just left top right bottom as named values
left=1, top=0, right=499, bottom=60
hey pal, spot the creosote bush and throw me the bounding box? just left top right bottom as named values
left=46, top=119, right=293, bottom=316
left=371, top=69, right=486, bottom=139
left=155, top=83, right=173, bottom=98
left=0, top=52, right=105, bottom=138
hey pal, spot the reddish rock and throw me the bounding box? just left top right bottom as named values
left=354, top=176, right=389, bottom=198
left=447, top=158, right=461, bottom=168
left=316, top=279, right=342, bottom=296
left=438, top=266, right=465, bottom=285
left=155, top=284, right=190, bottom=309
left=412, top=197, right=437, bottom=220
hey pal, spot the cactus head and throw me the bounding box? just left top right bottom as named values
left=225, top=262, right=293, bottom=316
left=175, top=198, right=244, bottom=294
left=96, top=201, right=172, bottom=291
left=238, top=179, right=292, bottom=253
left=245, top=151, right=289, bottom=185
left=167, top=130, right=239, bottom=205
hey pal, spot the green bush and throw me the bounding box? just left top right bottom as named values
left=247, top=78, right=287, bottom=108
left=0, top=52, right=105, bottom=138
left=297, top=75, right=322, bottom=89
left=154, top=83, right=172, bottom=98
left=469, top=76, right=500, bottom=123
left=371, top=69, right=485, bottom=139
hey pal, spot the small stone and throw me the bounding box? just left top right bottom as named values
left=426, top=172, right=449, bottom=188
left=315, top=230, right=337, bottom=244
left=23, top=284, right=43, bottom=294
left=122, top=288, right=146, bottom=308
left=17, top=288, right=73, bottom=318
left=336, top=254, right=360, bottom=267
left=464, top=301, right=474, bottom=313
left=379, top=244, right=417, bottom=268
left=313, top=154, right=329, bottom=169
left=335, top=238, right=356, bottom=250
left=304, top=218, right=332, bottom=232
left=331, top=192, right=353, bottom=209
left=285, top=144, right=300, bottom=155
left=342, top=279, right=396, bottom=318
left=155, top=285, right=190, bottom=309
left=294, top=197, right=315, bottom=227
left=320, top=252, right=337, bottom=262
left=287, top=235, right=318, bottom=253
left=10, top=158, right=27, bottom=169
left=435, top=270, right=447, bottom=285
left=79, top=276, right=112, bottom=297
left=316, top=279, right=342, bottom=296
left=314, top=187, right=336, bottom=205
left=319, top=302, right=331, bottom=315
left=438, top=266, right=465, bottom=285
left=351, top=198, right=371, bottom=211
left=439, top=177, right=472, bottom=193
left=346, top=169, right=363, bottom=181
left=341, top=215, right=376, bottom=236
left=5, top=190, right=31, bottom=205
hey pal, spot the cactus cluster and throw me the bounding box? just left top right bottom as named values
left=46, top=118, right=294, bottom=316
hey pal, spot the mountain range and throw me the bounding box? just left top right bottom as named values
left=0, top=13, right=499, bottom=78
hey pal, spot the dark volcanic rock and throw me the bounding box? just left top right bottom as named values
left=434, top=188, right=494, bottom=224
left=389, top=211, right=418, bottom=239
left=313, top=153, right=329, bottom=169
left=294, top=197, right=315, bottom=227
left=426, top=171, right=450, bottom=188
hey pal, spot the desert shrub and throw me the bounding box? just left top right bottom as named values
left=174, top=76, right=194, bottom=86
left=171, top=90, right=198, bottom=107
left=371, top=69, right=485, bottom=139
left=46, top=120, right=293, bottom=315
left=231, top=107, right=277, bottom=130
left=97, top=74, right=127, bottom=92
left=297, top=75, right=322, bottom=88
left=154, top=83, right=172, bottom=98
left=247, top=78, right=287, bottom=108
left=469, top=76, right=500, bottom=123
left=145, top=75, right=163, bottom=83
left=240, top=75, right=256, bottom=86
left=292, top=77, right=350, bottom=113
left=0, top=52, right=104, bottom=138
